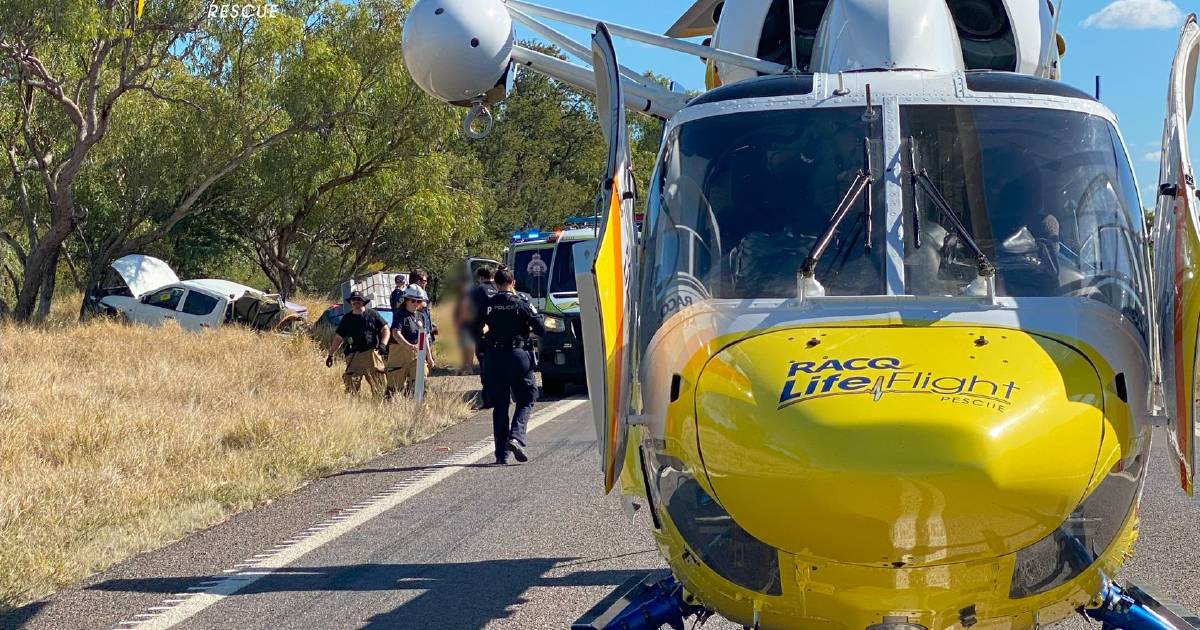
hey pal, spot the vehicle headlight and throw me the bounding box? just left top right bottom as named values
left=543, top=315, right=566, bottom=333
left=1009, top=456, right=1146, bottom=598
left=648, top=452, right=782, bottom=596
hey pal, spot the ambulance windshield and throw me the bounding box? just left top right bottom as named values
left=513, top=246, right=551, bottom=299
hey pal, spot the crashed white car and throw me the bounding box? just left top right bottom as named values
left=92, top=255, right=307, bottom=332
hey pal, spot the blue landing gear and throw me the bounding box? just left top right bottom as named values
left=1084, top=581, right=1200, bottom=630
left=572, top=571, right=710, bottom=630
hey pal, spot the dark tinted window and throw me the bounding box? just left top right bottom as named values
left=146, top=287, right=184, bottom=310
left=965, top=72, right=1095, bottom=100
left=688, top=74, right=813, bottom=107
left=512, top=247, right=552, bottom=298
left=548, top=241, right=579, bottom=295
left=182, top=291, right=220, bottom=316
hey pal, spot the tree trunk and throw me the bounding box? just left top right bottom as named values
left=278, top=269, right=296, bottom=301
left=77, top=258, right=111, bottom=321
left=35, top=249, right=58, bottom=321
left=12, top=223, right=71, bottom=321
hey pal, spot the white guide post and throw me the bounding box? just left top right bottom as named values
left=415, top=331, right=429, bottom=403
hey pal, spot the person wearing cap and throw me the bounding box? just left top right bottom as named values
left=326, top=291, right=389, bottom=397
left=475, top=267, right=543, bottom=465
left=408, top=269, right=438, bottom=338
left=389, top=274, right=409, bottom=327
left=385, top=285, right=436, bottom=397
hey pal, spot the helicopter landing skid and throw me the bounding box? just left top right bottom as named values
left=1084, top=580, right=1200, bottom=630
left=572, top=571, right=710, bottom=630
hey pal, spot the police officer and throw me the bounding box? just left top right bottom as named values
left=475, top=267, right=544, bottom=465
left=468, top=265, right=499, bottom=407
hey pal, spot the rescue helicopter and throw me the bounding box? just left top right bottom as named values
left=401, top=0, right=1200, bottom=628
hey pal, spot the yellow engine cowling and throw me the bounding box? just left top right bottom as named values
left=694, top=326, right=1104, bottom=568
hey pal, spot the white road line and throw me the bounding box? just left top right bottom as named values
left=116, top=399, right=588, bottom=630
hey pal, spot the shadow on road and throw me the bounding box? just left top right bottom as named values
left=87, top=559, right=649, bottom=628
left=0, top=600, right=46, bottom=628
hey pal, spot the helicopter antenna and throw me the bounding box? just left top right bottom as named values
left=787, top=0, right=800, bottom=73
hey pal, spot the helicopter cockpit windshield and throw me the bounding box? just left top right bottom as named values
left=645, top=107, right=888, bottom=301
left=641, top=103, right=1149, bottom=341
left=901, top=105, right=1148, bottom=331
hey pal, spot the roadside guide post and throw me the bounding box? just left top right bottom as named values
left=415, top=330, right=428, bottom=403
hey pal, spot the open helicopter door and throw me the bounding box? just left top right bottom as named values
left=1154, top=14, right=1200, bottom=495
left=577, top=23, right=639, bottom=493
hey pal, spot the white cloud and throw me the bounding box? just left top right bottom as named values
left=1082, top=0, right=1185, bottom=29
left=1144, top=151, right=1162, bottom=162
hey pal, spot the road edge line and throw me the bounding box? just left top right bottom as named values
left=115, top=398, right=588, bottom=630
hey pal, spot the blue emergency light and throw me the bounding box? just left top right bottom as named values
left=511, top=228, right=546, bottom=243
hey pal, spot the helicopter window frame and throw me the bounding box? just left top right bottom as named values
left=897, top=103, right=1151, bottom=339
left=640, top=93, right=1148, bottom=351
left=637, top=104, right=890, bottom=343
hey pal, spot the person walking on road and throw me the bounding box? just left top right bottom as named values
left=468, top=265, right=499, bottom=407
left=326, top=291, right=389, bottom=397
left=386, top=285, right=435, bottom=398
left=475, top=268, right=544, bottom=465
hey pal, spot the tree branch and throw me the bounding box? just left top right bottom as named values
left=121, top=125, right=311, bottom=253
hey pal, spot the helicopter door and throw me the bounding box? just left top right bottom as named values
left=577, top=23, right=639, bottom=493
left=1153, top=14, right=1199, bottom=495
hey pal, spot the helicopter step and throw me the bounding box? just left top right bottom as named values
left=1084, top=581, right=1200, bottom=630
left=571, top=571, right=709, bottom=630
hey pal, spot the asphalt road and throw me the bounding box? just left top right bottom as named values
left=4, top=396, right=1199, bottom=630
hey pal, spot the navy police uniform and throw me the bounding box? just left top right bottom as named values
left=475, top=290, right=544, bottom=464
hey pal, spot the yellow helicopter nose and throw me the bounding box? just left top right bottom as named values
left=694, top=326, right=1106, bottom=567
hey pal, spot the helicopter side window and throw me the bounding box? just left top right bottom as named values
left=638, top=107, right=888, bottom=339
left=900, top=105, right=1148, bottom=339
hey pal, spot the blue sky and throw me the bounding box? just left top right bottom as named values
left=515, top=0, right=1197, bottom=202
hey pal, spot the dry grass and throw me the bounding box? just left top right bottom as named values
left=0, top=305, right=473, bottom=611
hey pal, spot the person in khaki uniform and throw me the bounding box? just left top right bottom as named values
left=386, top=285, right=435, bottom=397
left=326, top=291, right=390, bottom=396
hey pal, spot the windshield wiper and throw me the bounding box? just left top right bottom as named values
left=908, top=139, right=997, bottom=285
left=798, top=138, right=874, bottom=295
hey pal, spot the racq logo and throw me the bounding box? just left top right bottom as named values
left=777, top=356, right=1022, bottom=413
